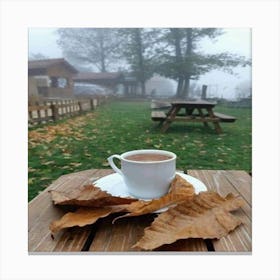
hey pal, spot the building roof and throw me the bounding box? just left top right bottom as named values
left=73, top=72, right=123, bottom=81
left=28, top=58, right=78, bottom=74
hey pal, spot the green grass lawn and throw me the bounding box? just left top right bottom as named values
left=28, top=100, right=251, bottom=201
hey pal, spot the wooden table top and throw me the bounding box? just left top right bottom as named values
left=28, top=169, right=252, bottom=253
left=171, top=100, right=217, bottom=107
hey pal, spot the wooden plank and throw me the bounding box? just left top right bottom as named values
left=206, top=108, right=222, bottom=134
left=158, top=104, right=224, bottom=133
left=28, top=169, right=113, bottom=252
left=28, top=98, right=95, bottom=125
left=157, top=238, right=208, bottom=252
left=52, top=226, right=93, bottom=252
left=168, top=116, right=220, bottom=122
left=28, top=195, right=66, bottom=252
left=188, top=170, right=252, bottom=252
left=29, top=169, right=250, bottom=252
left=197, top=107, right=209, bottom=128
left=151, top=111, right=167, bottom=121
left=29, top=116, right=53, bottom=122
left=214, top=112, right=236, bottom=122
left=90, top=214, right=155, bottom=252
left=188, top=170, right=251, bottom=218
left=223, top=170, right=251, bottom=206
left=28, top=105, right=50, bottom=111
left=171, top=100, right=216, bottom=106
left=90, top=213, right=208, bottom=252
left=89, top=169, right=208, bottom=252
left=161, top=106, right=180, bottom=133
left=151, top=100, right=171, bottom=110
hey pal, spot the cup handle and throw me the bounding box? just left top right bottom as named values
left=107, top=155, right=123, bottom=176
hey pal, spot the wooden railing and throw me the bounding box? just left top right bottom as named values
left=28, top=96, right=108, bottom=126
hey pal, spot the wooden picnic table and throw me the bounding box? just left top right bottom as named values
left=28, top=169, right=251, bottom=253
left=151, top=100, right=236, bottom=133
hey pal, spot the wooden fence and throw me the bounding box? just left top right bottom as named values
left=28, top=96, right=108, bottom=126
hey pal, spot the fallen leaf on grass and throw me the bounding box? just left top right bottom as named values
left=70, top=162, right=82, bottom=167
left=153, top=144, right=162, bottom=149
left=61, top=166, right=71, bottom=170
left=113, top=175, right=195, bottom=222
left=28, top=167, right=37, bottom=172
left=28, top=114, right=89, bottom=148
left=50, top=184, right=138, bottom=207
left=133, top=192, right=245, bottom=250
left=28, top=178, right=35, bottom=184
left=101, top=162, right=110, bottom=167
left=42, top=161, right=55, bottom=165
left=40, top=177, right=51, bottom=181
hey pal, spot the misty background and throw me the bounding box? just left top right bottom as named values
left=28, top=28, right=251, bottom=100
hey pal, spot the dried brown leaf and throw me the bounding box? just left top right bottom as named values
left=113, top=174, right=195, bottom=222
left=50, top=184, right=138, bottom=207
left=49, top=205, right=126, bottom=233
left=133, top=191, right=245, bottom=250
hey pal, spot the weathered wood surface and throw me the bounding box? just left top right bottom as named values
left=214, top=112, right=237, bottom=123
left=28, top=169, right=251, bottom=253
left=171, top=100, right=217, bottom=107
left=188, top=170, right=251, bottom=252
left=151, top=111, right=167, bottom=121
left=150, top=100, right=171, bottom=110
left=28, top=96, right=108, bottom=126
left=156, top=101, right=224, bottom=133
left=28, top=169, right=113, bottom=252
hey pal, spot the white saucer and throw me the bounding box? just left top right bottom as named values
left=92, top=172, right=207, bottom=208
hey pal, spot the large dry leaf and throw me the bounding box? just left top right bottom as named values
left=133, top=192, right=245, bottom=250
left=169, top=174, right=194, bottom=191
left=49, top=175, right=194, bottom=233
left=49, top=205, right=126, bottom=233
left=50, top=184, right=138, bottom=207
left=113, top=174, right=195, bottom=222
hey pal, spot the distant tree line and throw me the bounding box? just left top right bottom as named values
left=56, top=28, right=251, bottom=99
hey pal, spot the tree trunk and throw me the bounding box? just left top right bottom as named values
left=100, top=54, right=106, bottom=72
left=201, top=85, right=207, bottom=99
left=140, top=81, right=146, bottom=96
left=176, top=77, right=184, bottom=97
left=182, top=74, right=190, bottom=99
left=98, top=29, right=106, bottom=72
left=181, top=29, right=193, bottom=99
left=134, top=29, right=146, bottom=96
left=171, top=28, right=184, bottom=98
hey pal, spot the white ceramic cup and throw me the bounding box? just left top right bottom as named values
left=107, top=149, right=177, bottom=199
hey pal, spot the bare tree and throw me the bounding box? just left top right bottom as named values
left=156, top=28, right=251, bottom=99
left=57, top=28, right=121, bottom=72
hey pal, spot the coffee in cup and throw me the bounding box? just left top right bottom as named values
left=107, top=149, right=176, bottom=199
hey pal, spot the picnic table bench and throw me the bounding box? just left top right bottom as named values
left=151, top=100, right=236, bottom=133
left=28, top=169, right=251, bottom=253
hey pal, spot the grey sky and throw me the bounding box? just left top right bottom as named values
left=28, top=28, right=251, bottom=99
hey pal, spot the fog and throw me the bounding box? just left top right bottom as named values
left=28, top=28, right=251, bottom=99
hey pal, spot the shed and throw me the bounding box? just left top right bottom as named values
left=28, top=58, right=78, bottom=98
left=73, top=72, right=124, bottom=91
left=73, top=72, right=141, bottom=96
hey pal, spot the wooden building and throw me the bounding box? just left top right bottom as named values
left=73, top=72, right=140, bottom=96
left=122, top=73, right=140, bottom=96
left=28, top=58, right=78, bottom=99
left=73, top=72, right=124, bottom=92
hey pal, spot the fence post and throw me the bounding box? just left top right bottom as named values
left=90, top=98, right=95, bottom=110
left=51, top=104, right=59, bottom=121
left=201, top=85, right=207, bottom=99
left=78, top=100, right=82, bottom=114
left=35, top=101, right=42, bottom=124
